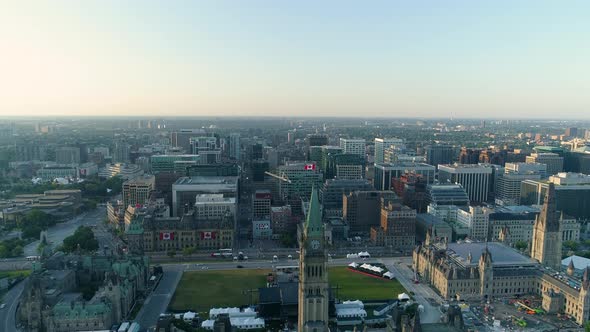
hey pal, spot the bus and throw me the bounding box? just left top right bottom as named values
left=26, top=256, right=41, bottom=261
left=220, top=249, right=233, bottom=257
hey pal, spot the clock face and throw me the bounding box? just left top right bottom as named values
left=311, top=239, right=320, bottom=250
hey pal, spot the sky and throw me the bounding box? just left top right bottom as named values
left=0, top=1, right=589, bottom=118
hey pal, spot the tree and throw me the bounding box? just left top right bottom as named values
left=515, top=240, right=528, bottom=251
left=563, top=240, right=579, bottom=252
left=167, top=249, right=176, bottom=259
left=585, top=321, right=590, bottom=332
left=62, top=226, right=99, bottom=253
left=182, top=247, right=195, bottom=257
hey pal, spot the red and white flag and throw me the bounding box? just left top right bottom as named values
left=160, top=232, right=174, bottom=240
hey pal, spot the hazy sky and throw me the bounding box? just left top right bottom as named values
left=1, top=1, right=589, bottom=118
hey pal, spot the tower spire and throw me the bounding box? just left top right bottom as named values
left=305, top=187, right=323, bottom=238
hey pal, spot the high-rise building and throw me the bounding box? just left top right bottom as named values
left=189, top=136, right=221, bottom=164
left=392, top=173, right=428, bottom=213
left=521, top=172, right=590, bottom=220
left=170, top=129, right=207, bottom=153
left=374, top=162, right=436, bottom=191
left=438, top=163, right=494, bottom=203
left=526, top=153, right=564, bottom=177
left=229, top=133, right=240, bottom=161
left=253, top=190, right=272, bottom=219
left=325, top=153, right=365, bottom=180
left=456, top=206, right=491, bottom=240
left=343, top=190, right=397, bottom=233
left=298, top=189, right=329, bottom=332
left=495, top=162, right=546, bottom=206
left=276, top=162, right=323, bottom=204
left=425, top=144, right=455, bottom=167
left=564, top=148, right=590, bottom=174
left=370, top=201, right=416, bottom=251
left=374, top=137, right=404, bottom=164
left=565, top=127, right=578, bottom=138
left=194, top=194, right=236, bottom=221
left=171, top=176, right=238, bottom=217
left=55, top=147, right=81, bottom=165
left=459, top=148, right=481, bottom=164
left=339, top=138, right=366, bottom=158
left=186, top=163, right=240, bottom=177
left=531, top=184, right=562, bottom=270
left=122, top=175, right=155, bottom=209
left=426, top=183, right=470, bottom=207
left=150, top=155, right=200, bottom=174
left=306, top=133, right=329, bottom=148
left=320, top=179, right=372, bottom=211
left=113, top=141, right=130, bottom=164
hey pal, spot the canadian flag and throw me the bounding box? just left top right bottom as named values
left=160, top=232, right=174, bottom=240
left=304, top=163, right=316, bottom=171
left=201, top=232, right=216, bottom=240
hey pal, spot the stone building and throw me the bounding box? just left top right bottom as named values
left=413, top=238, right=590, bottom=325
left=18, top=255, right=149, bottom=332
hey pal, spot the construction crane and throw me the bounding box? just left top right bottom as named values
left=265, top=171, right=291, bottom=183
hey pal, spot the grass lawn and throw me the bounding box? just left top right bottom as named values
left=170, top=269, right=271, bottom=312
left=328, top=266, right=406, bottom=301
left=0, top=269, right=31, bottom=279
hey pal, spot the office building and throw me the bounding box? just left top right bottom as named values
left=112, top=141, right=130, bottom=163
left=15, top=143, right=48, bottom=161
left=425, top=144, right=455, bottom=167
left=229, top=133, right=240, bottom=160
left=489, top=205, right=579, bottom=245
left=55, top=147, right=81, bottom=165
left=565, top=127, right=578, bottom=138
left=521, top=172, right=590, bottom=220
left=270, top=205, right=295, bottom=235
left=318, top=145, right=342, bottom=171
left=306, top=133, right=329, bottom=148
left=374, top=162, right=436, bottom=191
left=456, top=206, right=491, bottom=240
left=323, top=151, right=364, bottom=180
left=150, top=155, right=200, bottom=174
left=276, top=162, right=323, bottom=203
left=392, top=173, right=428, bottom=213
left=374, top=138, right=404, bottom=164
left=526, top=152, right=564, bottom=176
left=413, top=240, right=590, bottom=325
left=438, top=163, right=494, bottom=203
left=170, top=129, right=207, bottom=153
left=36, top=166, right=78, bottom=181
left=339, top=138, right=366, bottom=158
left=253, top=190, right=272, bottom=219
left=458, top=148, right=481, bottom=164
left=194, top=194, right=236, bottom=220
left=320, top=179, right=372, bottom=211
left=190, top=136, right=221, bottom=164
left=122, top=175, right=155, bottom=209
left=172, top=176, right=238, bottom=217
left=370, top=201, right=416, bottom=251
left=564, top=147, right=590, bottom=174
left=186, top=163, right=240, bottom=177
left=495, top=162, right=545, bottom=205
left=415, top=213, right=453, bottom=244
left=343, top=190, right=397, bottom=233
left=426, top=183, right=470, bottom=207
left=99, top=163, right=143, bottom=180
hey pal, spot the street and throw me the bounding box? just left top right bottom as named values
left=23, top=207, right=106, bottom=257
left=0, top=280, right=26, bottom=332
left=134, top=266, right=183, bottom=331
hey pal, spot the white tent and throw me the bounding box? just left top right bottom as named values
left=383, top=271, right=394, bottom=279
left=183, top=311, right=196, bottom=321
left=348, top=262, right=358, bottom=268
left=398, top=293, right=410, bottom=301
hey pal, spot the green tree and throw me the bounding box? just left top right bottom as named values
left=10, top=245, right=23, bottom=257
left=585, top=321, right=590, bottom=332
left=182, top=247, right=194, bottom=257
left=167, top=249, right=176, bottom=258
left=0, top=244, right=8, bottom=258
left=563, top=240, right=579, bottom=252
left=62, top=226, right=99, bottom=253
left=515, top=240, right=528, bottom=251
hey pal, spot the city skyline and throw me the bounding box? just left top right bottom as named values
left=1, top=1, right=589, bottom=118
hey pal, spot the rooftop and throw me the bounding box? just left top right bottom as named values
left=174, top=176, right=238, bottom=186
left=440, top=242, right=537, bottom=267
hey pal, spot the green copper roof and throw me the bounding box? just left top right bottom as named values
left=305, top=187, right=323, bottom=238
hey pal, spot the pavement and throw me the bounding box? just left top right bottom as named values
left=0, top=280, right=26, bottom=332
left=134, top=266, right=183, bottom=331
left=378, top=257, right=444, bottom=324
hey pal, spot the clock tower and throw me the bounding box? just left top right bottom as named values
left=298, top=188, right=329, bottom=332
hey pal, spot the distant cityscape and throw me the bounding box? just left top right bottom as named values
left=0, top=117, right=589, bottom=331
